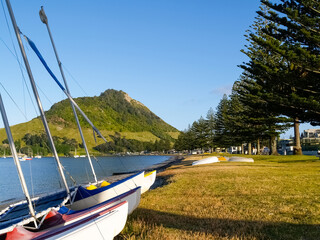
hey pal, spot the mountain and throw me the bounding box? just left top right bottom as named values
left=0, top=89, right=179, bottom=150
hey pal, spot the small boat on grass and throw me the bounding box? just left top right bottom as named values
left=141, top=170, right=157, bottom=193
left=192, top=156, right=219, bottom=166
left=69, top=170, right=156, bottom=212
left=70, top=172, right=145, bottom=211
left=228, top=157, right=254, bottom=162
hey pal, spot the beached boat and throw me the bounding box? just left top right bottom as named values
left=192, top=156, right=219, bottom=166
left=69, top=172, right=145, bottom=211
left=142, top=170, right=157, bottom=194
left=3, top=199, right=128, bottom=240
left=69, top=169, right=157, bottom=212
left=228, top=157, right=254, bottom=162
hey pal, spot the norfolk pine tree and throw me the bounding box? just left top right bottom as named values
left=241, top=2, right=305, bottom=154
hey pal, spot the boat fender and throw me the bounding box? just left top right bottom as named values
left=86, top=185, right=98, bottom=190
left=100, top=181, right=110, bottom=187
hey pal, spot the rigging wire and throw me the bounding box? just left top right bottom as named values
left=0, top=82, right=28, bottom=119
left=62, top=64, right=88, bottom=96
left=0, top=0, right=39, bottom=118
left=0, top=37, right=54, bottom=107
left=92, top=155, right=108, bottom=177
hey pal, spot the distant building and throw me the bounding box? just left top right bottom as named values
left=301, top=129, right=320, bottom=145
left=228, top=146, right=240, bottom=154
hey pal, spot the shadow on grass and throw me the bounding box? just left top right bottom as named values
left=150, top=174, right=173, bottom=190
left=276, top=160, right=319, bottom=163
left=124, top=208, right=320, bottom=240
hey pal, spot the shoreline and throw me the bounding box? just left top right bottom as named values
left=105, top=155, right=185, bottom=183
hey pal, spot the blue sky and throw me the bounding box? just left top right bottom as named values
left=0, top=0, right=313, bottom=138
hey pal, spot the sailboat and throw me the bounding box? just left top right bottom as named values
left=34, top=150, right=41, bottom=158
left=35, top=6, right=156, bottom=211
left=73, top=148, right=79, bottom=158
left=0, top=0, right=129, bottom=239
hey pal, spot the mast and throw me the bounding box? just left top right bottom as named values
left=39, top=7, right=98, bottom=183
left=0, top=94, right=37, bottom=220
left=5, top=0, right=70, bottom=196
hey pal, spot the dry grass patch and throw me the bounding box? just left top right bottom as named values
left=117, top=155, right=320, bottom=239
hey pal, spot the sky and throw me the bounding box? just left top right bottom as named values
left=0, top=0, right=314, bottom=138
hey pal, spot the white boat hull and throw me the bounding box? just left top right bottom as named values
left=5, top=201, right=128, bottom=240
left=192, top=156, right=219, bottom=166
left=70, top=172, right=145, bottom=211
left=141, top=170, right=156, bottom=194
left=49, top=201, right=128, bottom=240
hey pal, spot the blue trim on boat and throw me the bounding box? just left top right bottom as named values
left=0, top=189, right=72, bottom=231
left=59, top=187, right=141, bottom=215
left=73, top=171, right=143, bottom=202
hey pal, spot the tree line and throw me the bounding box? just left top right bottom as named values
left=1, top=132, right=78, bottom=156
left=0, top=131, right=173, bottom=156
left=175, top=1, right=320, bottom=155
left=94, top=132, right=172, bottom=154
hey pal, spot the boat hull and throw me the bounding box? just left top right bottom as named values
left=142, top=170, right=156, bottom=194
left=192, top=157, right=219, bottom=166
left=5, top=200, right=128, bottom=240
left=70, top=172, right=144, bottom=211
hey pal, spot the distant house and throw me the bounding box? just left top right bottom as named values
left=301, top=129, right=320, bottom=145
left=228, top=146, right=241, bottom=154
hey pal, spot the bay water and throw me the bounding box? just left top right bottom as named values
left=0, top=155, right=171, bottom=205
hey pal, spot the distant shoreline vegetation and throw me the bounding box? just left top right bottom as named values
left=0, top=131, right=173, bottom=157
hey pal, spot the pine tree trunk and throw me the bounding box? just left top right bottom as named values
left=241, top=144, right=244, bottom=154
left=248, top=142, right=252, bottom=155
left=293, top=117, right=302, bottom=155
left=269, top=136, right=278, bottom=155
left=257, top=139, right=260, bottom=155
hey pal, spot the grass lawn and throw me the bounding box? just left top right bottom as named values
left=117, top=154, right=320, bottom=240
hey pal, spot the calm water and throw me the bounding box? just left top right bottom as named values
left=0, top=155, right=171, bottom=204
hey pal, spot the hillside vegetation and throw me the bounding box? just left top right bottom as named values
left=0, top=89, right=179, bottom=153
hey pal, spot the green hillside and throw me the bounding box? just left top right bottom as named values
left=0, top=89, right=179, bottom=153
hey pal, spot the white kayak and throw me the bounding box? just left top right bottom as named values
left=228, top=157, right=254, bottom=162
left=192, top=156, right=219, bottom=166
left=142, top=170, right=157, bottom=194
